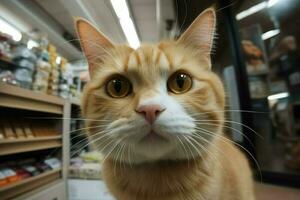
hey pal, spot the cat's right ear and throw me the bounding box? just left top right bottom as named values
left=177, top=8, right=216, bottom=69
left=74, top=18, right=114, bottom=76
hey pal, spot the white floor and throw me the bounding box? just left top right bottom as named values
left=68, top=179, right=300, bottom=200
left=68, top=179, right=115, bottom=200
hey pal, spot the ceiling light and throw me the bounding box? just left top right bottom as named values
left=119, top=18, right=140, bottom=49
left=236, top=2, right=268, bottom=20
left=110, top=0, right=140, bottom=49
left=267, top=92, right=289, bottom=101
left=110, top=0, right=130, bottom=18
left=27, top=40, right=39, bottom=49
left=0, top=18, right=22, bottom=41
left=268, top=0, right=280, bottom=7
left=236, top=0, right=281, bottom=21
left=56, top=56, right=62, bottom=65
left=262, top=29, right=280, bottom=40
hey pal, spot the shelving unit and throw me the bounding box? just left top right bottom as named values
left=0, top=169, right=61, bottom=200
left=0, top=135, right=62, bottom=144
left=0, top=84, right=64, bottom=114
left=0, top=83, right=72, bottom=200
left=0, top=136, right=62, bottom=156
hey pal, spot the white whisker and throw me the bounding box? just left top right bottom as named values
left=195, top=122, right=255, bottom=147
left=194, top=119, right=263, bottom=139
left=194, top=126, right=262, bottom=182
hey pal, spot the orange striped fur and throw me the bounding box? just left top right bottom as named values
left=76, top=8, right=255, bottom=200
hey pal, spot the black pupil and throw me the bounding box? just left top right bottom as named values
left=114, top=79, right=122, bottom=93
left=176, top=74, right=186, bottom=89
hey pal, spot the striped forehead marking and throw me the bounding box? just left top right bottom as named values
left=125, top=46, right=171, bottom=72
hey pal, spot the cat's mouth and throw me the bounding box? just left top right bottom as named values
left=139, top=130, right=168, bottom=143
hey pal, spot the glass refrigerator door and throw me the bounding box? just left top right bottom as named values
left=231, top=0, right=300, bottom=185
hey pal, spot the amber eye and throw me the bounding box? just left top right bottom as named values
left=106, top=75, right=132, bottom=98
left=167, top=71, right=192, bottom=94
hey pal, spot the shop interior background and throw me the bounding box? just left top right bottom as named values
left=0, top=0, right=300, bottom=199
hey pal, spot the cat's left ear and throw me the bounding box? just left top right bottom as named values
left=74, top=18, right=115, bottom=77
left=177, top=8, right=216, bottom=65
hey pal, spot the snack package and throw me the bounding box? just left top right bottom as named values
left=35, top=162, right=51, bottom=172
left=23, top=165, right=40, bottom=176
left=0, top=171, right=8, bottom=187
left=14, top=168, right=31, bottom=179
left=0, top=168, right=21, bottom=183
left=33, top=59, right=51, bottom=92
left=44, top=158, right=61, bottom=169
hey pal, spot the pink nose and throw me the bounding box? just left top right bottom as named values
left=136, top=105, right=165, bottom=124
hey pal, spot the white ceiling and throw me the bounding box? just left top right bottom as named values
left=35, top=0, right=126, bottom=44
left=130, top=0, right=176, bottom=42
left=33, top=0, right=75, bottom=36
left=130, top=0, right=158, bottom=42
left=35, top=0, right=175, bottom=43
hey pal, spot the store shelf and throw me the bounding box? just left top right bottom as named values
left=0, top=135, right=62, bottom=144
left=16, top=179, right=65, bottom=200
left=0, top=136, right=62, bottom=156
left=0, top=169, right=61, bottom=200
left=0, top=84, right=65, bottom=114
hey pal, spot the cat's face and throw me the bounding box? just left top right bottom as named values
left=76, top=8, right=225, bottom=164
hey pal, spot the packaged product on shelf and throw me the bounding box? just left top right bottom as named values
left=12, top=39, right=37, bottom=89
left=47, top=44, right=60, bottom=96
left=21, top=119, right=34, bottom=138
left=0, top=127, right=4, bottom=140
left=18, top=158, right=39, bottom=176
left=0, top=70, right=18, bottom=85
left=1, top=115, right=36, bottom=139
left=33, top=59, right=51, bottom=92
left=59, top=59, right=74, bottom=99
left=34, top=36, right=50, bottom=62
left=23, top=165, right=40, bottom=176
left=0, top=156, right=61, bottom=188
left=1, top=118, right=16, bottom=139
left=14, top=59, right=35, bottom=70
left=44, top=157, right=61, bottom=169
left=0, top=171, right=8, bottom=187
left=0, top=114, right=6, bottom=140
left=14, top=68, right=33, bottom=89
left=0, top=34, right=19, bottom=86
left=32, top=36, right=51, bottom=93
left=14, top=168, right=31, bottom=180
left=35, top=162, right=51, bottom=172
left=11, top=120, right=26, bottom=138
left=0, top=168, right=21, bottom=183
left=0, top=33, right=17, bottom=85
left=69, top=84, right=77, bottom=98
left=70, top=76, right=82, bottom=100
left=0, top=32, right=13, bottom=61
left=69, top=152, right=103, bottom=180
left=59, top=83, right=69, bottom=98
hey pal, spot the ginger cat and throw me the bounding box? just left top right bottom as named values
left=75, top=8, right=255, bottom=200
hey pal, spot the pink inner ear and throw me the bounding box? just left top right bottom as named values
left=177, top=8, right=216, bottom=55
left=75, top=19, right=115, bottom=76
